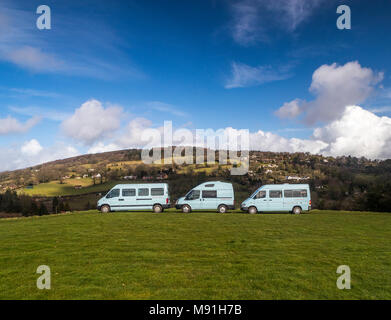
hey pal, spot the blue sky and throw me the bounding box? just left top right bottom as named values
left=1, top=0, right=391, bottom=170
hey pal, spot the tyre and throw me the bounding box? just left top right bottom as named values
left=100, top=205, right=110, bottom=213
left=292, top=206, right=302, bottom=214
left=182, top=204, right=191, bottom=213
left=217, top=205, right=228, bottom=213
left=248, top=206, right=257, bottom=214
left=153, top=204, right=163, bottom=213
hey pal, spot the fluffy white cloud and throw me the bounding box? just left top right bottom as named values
left=225, top=62, right=292, bottom=88
left=276, top=61, right=384, bottom=124
left=274, top=99, right=302, bottom=119
left=0, top=140, right=79, bottom=171
left=86, top=106, right=391, bottom=160
left=313, top=106, right=391, bottom=159
left=21, top=139, right=43, bottom=156
left=0, top=116, right=40, bottom=134
left=61, top=99, right=122, bottom=145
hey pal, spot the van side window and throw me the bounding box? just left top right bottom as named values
left=284, top=190, right=293, bottom=198
left=205, top=184, right=215, bottom=187
left=122, top=189, right=135, bottom=197
left=269, top=190, right=282, bottom=198
left=202, top=190, right=217, bottom=198
left=138, top=188, right=149, bottom=196
left=294, top=189, right=307, bottom=197
left=151, top=188, right=164, bottom=196
left=186, top=190, right=200, bottom=200
left=107, top=189, right=120, bottom=198
left=255, top=190, right=266, bottom=199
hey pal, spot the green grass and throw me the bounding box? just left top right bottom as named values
left=17, top=180, right=122, bottom=196
left=0, top=210, right=390, bottom=299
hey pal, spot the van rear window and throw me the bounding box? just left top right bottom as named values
left=122, top=189, right=136, bottom=197
left=284, top=189, right=308, bottom=198
left=138, top=188, right=149, bottom=196
left=151, top=188, right=164, bottom=196
left=202, top=190, right=217, bottom=198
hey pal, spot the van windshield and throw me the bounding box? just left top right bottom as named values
left=250, top=188, right=262, bottom=198
left=185, top=189, right=200, bottom=200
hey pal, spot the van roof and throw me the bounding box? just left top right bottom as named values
left=261, top=184, right=309, bottom=189
left=196, top=181, right=233, bottom=188
left=113, top=183, right=168, bottom=188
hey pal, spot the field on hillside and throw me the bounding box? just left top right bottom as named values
left=17, top=180, right=123, bottom=196
left=0, top=210, right=390, bottom=299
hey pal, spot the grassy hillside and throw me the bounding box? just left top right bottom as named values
left=0, top=210, right=389, bottom=299
left=17, top=180, right=122, bottom=197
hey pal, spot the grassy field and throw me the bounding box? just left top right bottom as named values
left=0, top=209, right=390, bottom=299
left=17, top=180, right=122, bottom=196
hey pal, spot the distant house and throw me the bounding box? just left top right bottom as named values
left=74, top=185, right=83, bottom=189
left=82, top=174, right=88, bottom=178
left=123, top=175, right=137, bottom=180
left=93, top=173, right=101, bottom=179
left=156, top=173, right=168, bottom=180
left=286, top=176, right=310, bottom=181
left=142, top=176, right=153, bottom=180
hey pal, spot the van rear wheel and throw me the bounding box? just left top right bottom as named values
left=182, top=205, right=191, bottom=213
left=248, top=206, right=257, bottom=214
left=292, top=206, right=302, bottom=214
left=153, top=204, right=163, bottom=213
left=217, top=205, right=228, bottom=213
left=101, top=205, right=110, bottom=213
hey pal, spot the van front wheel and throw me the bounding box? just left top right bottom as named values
left=101, top=205, right=110, bottom=213
left=248, top=206, right=257, bottom=214
left=292, top=206, right=302, bottom=214
left=217, top=205, right=228, bottom=213
left=153, top=204, right=163, bottom=213
left=182, top=205, right=191, bottom=213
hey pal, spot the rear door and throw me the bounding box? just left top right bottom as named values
left=268, top=189, right=284, bottom=211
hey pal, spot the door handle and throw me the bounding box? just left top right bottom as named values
left=118, top=199, right=124, bottom=201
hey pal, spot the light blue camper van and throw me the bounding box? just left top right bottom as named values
left=97, top=183, right=170, bottom=213
left=175, top=181, right=235, bottom=213
left=241, top=184, right=311, bottom=214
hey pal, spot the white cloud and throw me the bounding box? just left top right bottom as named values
left=88, top=106, right=391, bottom=160
left=276, top=61, right=384, bottom=124
left=5, top=46, right=64, bottom=72
left=0, top=116, right=40, bottom=135
left=275, top=99, right=302, bottom=119
left=61, top=99, right=123, bottom=145
left=230, top=0, right=325, bottom=45
left=21, top=139, right=43, bottom=156
left=313, top=106, right=391, bottom=159
left=225, top=62, right=292, bottom=88
left=0, top=140, right=79, bottom=171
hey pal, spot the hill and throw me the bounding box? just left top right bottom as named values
left=0, top=209, right=390, bottom=299
left=1, top=148, right=391, bottom=213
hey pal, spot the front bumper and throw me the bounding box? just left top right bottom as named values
left=175, top=204, right=182, bottom=209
